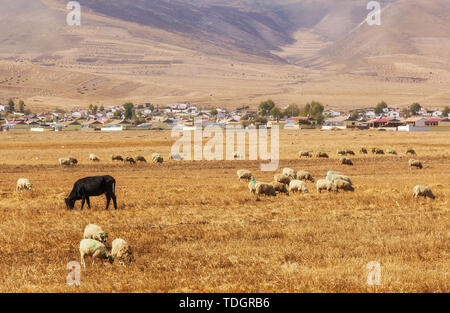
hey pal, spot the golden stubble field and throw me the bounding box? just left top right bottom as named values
left=0, top=129, right=448, bottom=292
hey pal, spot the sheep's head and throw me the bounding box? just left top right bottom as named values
left=107, top=255, right=115, bottom=264
left=26, top=183, right=32, bottom=190
left=100, top=232, right=108, bottom=243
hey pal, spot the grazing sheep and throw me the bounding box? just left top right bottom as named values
left=337, top=149, right=347, bottom=156
left=345, top=149, right=355, bottom=156
left=83, top=224, right=108, bottom=244
left=387, top=148, right=397, bottom=155
left=16, top=178, right=32, bottom=191
left=111, top=239, right=134, bottom=265
left=316, top=179, right=334, bottom=193
left=289, top=180, right=309, bottom=194
left=299, top=151, right=312, bottom=158
left=340, top=157, right=353, bottom=166
left=135, top=155, right=147, bottom=163
left=237, top=169, right=253, bottom=181
left=111, top=154, right=124, bottom=162
left=169, top=153, right=183, bottom=161
left=271, top=181, right=289, bottom=195
left=282, top=168, right=297, bottom=179
left=327, top=170, right=343, bottom=176
left=233, top=151, right=244, bottom=160
left=59, top=157, right=77, bottom=166
left=406, top=147, right=416, bottom=155
left=274, top=174, right=291, bottom=185
left=125, top=157, right=136, bottom=165
left=248, top=180, right=258, bottom=194
left=360, top=147, right=368, bottom=154
left=152, top=153, right=164, bottom=163
left=326, top=172, right=352, bottom=185
left=413, top=185, right=435, bottom=199
left=79, top=239, right=114, bottom=268
left=316, top=151, right=329, bottom=158
left=333, top=179, right=354, bottom=192
left=89, top=154, right=100, bottom=162
left=58, top=158, right=70, bottom=166
left=296, top=170, right=314, bottom=182
left=69, top=158, right=78, bottom=165
left=409, top=159, right=423, bottom=169
left=372, top=147, right=384, bottom=155
left=255, top=183, right=276, bottom=197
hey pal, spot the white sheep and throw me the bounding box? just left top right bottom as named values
left=282, top=168, right=297, bottom=179
left=111, top=239, right=134, bottom=265
left=16, top=178, right=32, bottom=191
left=79, top=239, right=113, bottom=267
left=316, top=179, right=334, bottom=193
left=289, top=180, right=309, bottom=194
left=237, top=169, right=253, bottom=181
left=83, top=224, right=108, bottom=244
left=248, top=180, right=258, bottom=194
left=413, top=185, right=435, bottom=199
left=89, top=154, right=100, bottom=162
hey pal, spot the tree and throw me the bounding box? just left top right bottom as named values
left=300, top=101, right=325, bottom=124
left=18, top=100, right=25, bottom=113
left=258, top=99, right=275, bottom=116
left=24, top=109, right=31, bottom=115
left=410, top=103, right=421, bottom=115
left=113, top=110, right=122, bottom=117
left=7, top=99, right=15, bottom=112
left=375, top=101, right=388, bottom=115
left=99, top=105, right=105, bottom=112
left=283, top=104, right=300, bottom=117
left=442, top=106, right=450, bottom=117
left=210, top=108, right=218, bottom=116
left=254, top=116, right=268, bottom=125
left=270, top=107, right=282, bottom=121
left=123, top=102, right=134, bottom=120
left=350, top=110, right=359, bottom=120
left=401, top=107, right=410, bottom=118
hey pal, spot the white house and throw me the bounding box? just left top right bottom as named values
left=386, top=111, right=400, bottom=118
left=0, top=105, right=5, bottom=111
left=324, top=110, right=341, bottom=117
left=71, top=112, right=82, bottom=119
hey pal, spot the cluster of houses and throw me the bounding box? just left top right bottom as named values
left=322, top=107, right=450, bottom=132
left=0, top=102, right=449, bottom=132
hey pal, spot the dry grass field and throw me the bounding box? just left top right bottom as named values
left=0, top=129, right=448, bottom=292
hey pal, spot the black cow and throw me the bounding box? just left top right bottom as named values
left=65, top=175, right=118, bottom=210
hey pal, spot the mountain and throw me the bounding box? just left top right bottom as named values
left=0, top=0, right=449, bottom=109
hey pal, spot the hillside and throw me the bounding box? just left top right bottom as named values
left=0, top=0, right=449, bottom=109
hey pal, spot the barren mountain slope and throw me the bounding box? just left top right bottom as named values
left=0, top=0, right=449, bottom=109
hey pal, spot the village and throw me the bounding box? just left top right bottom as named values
left=0, top=100, right=449, bottom=132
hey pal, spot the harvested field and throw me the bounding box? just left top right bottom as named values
left=0, top=130, right=448, bottom=292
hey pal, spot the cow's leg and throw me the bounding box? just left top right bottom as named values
left=85, top=197, right=91, bottom=209
left=105, top=194, right=111, bottom=210
left=111, top=193, right=117, bottom=210
left=81, top=197, right=85, bottom=210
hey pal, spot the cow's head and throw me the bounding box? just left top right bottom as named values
left=65, top=197, right=75, bottom=209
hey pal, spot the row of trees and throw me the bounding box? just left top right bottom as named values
left=5, top=99, right=30, bottom=114
left=257, top=99, right=325, bottom=124
left=376, top=101, right=449, bottom=117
